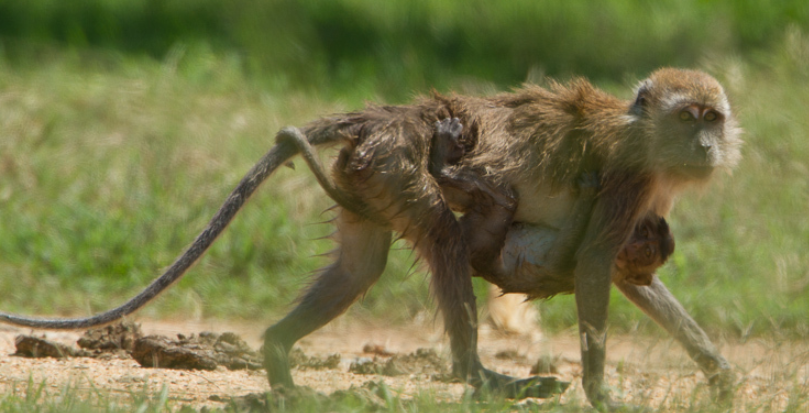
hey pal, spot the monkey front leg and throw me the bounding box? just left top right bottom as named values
left=573, top=197, right=634, bottom=410
left=613, top=276, right=735, bottom=404
left=573, top=247, right=618, bottom=409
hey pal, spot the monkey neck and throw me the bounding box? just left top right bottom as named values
left=530, top=105, right=645, bottom=189
left=646, top=179, right=676, bottom=217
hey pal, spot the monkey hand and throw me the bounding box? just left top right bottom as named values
left=481, top=183, right=518, bottom=213
left=470, top=368, right=569, bottom=399
left=435, top=117, right=463, bottom=140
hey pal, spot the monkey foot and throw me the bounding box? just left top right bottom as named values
left=263, top=341, right=296, bottom=389
left=708, top=368, right=736, bottom=407
left=471, top=369, right=569, bottom=399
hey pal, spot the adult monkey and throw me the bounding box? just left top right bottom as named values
left=0, top=68, right=741, bottom=408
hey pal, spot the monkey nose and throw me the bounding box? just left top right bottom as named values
left=699, top=142, right=713, bottom=161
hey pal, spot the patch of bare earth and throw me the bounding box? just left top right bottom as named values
left=0, top=318, right=806, bottom=411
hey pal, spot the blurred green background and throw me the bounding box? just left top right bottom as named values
left=0, top=0, right=808, bottom=340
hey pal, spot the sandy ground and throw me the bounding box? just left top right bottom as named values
left=0, top=318, right=806, bottom=411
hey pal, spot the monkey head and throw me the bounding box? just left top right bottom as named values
left=631, top=68, right=742, bottom=184
left=615, top=215, right=675, bottom=286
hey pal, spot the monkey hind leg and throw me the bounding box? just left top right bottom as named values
left=263, top=210, right=392, bottom=389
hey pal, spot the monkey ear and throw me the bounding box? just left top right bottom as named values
left=630, top=80, right=652, bottom=116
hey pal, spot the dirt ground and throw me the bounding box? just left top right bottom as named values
left=0, top=318, right=807, bottom=411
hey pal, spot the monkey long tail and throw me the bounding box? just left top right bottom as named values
left=0, top=128, right=309, bottom=329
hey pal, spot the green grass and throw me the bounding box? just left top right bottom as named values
left=0, top=380, right=183, bottom=413
left=2, top=0, right=809, bottom=102
left=2, top=374, right=808, bottom=412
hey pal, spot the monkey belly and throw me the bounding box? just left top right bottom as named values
left=511, top=181, right=578, bottom=229
left=498, top=223, right=575, bottom=299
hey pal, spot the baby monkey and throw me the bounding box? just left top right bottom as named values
left=616, top=215, right=675, bottom=285
left=430, top=118, right=674, bottom=287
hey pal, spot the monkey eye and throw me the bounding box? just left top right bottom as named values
left=678, top=110, right=695, bottom=122
left=645, top=248, right=652, bottom=258
left=704, top=111, right=718, bottom=122
left=641, top=227, right=650, bottom=238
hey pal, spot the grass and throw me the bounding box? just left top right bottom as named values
left=2, top=0, right=809, bottom=101
left=0, top=45, right=435, bottom=325
left=0, top=380, right=181, bottom=413
left=1, top=362, right=808, bottom=412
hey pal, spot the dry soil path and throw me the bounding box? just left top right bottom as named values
left=0, top=318, right=805, bottom=410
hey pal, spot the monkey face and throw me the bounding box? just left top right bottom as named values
left=615, top=240, right=659, bottom=286
left=616, top=237, right=659, bottom=267
left=631, top=68, right=743, bottom=182
left=656, top=103, right=730, bottom=179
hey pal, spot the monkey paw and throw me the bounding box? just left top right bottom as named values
left=472, top=370, right=569, bottom=399
left=436, top=117, right=463, bottom=140
left=708, top=368, right=736, bottom=407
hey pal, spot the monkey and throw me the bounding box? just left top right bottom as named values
left=429, top=117, right=676, bottom=291
left=0, top=68, right=741, bottom=408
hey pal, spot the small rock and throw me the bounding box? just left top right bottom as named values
left=14, top=335, right=88, bottom=358
left=77, top=321, right=142, bottom=351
